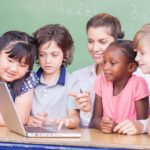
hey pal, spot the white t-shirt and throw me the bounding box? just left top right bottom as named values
left=134, top=68, right=150, bottom=90
left=73, top=64, right=96, bottom=127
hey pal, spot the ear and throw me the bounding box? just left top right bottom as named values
left=65, top=50, right=71, bottom=58
left=128, top=62, right=137, bottom=73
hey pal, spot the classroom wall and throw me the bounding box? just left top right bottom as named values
left=0, top=0, right=150, bottom=72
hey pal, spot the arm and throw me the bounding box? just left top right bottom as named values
left=135, top=96, right=149, bottom=119
left=89, top=94, right=103, bottom=129
left=56, top=109, right=80, bottom=129
left=65, top=109, right=80, bottom=129
left=113, top=119, right=145, bottom=135
left=68, top=92, right=91, bottom=112
left=113, top=96, right=149, bottom=135
left=15, top=89, right=33, bottom=125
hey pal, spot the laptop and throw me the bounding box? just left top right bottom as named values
left=0, top=82, right=81, bottom=138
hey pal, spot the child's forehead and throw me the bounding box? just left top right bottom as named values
left=136, top=37, right=150, bottom=50
left=39, top=40, right=62, bottom=52
left=106, top=44, right=120, bottom=53
left=105, top=45, right=125, bottom=57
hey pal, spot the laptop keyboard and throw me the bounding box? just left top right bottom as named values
left=25, top=126, right=54, bottom=133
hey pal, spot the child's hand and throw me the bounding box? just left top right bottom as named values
left=113, top=120, right=144, bottom=135
left=28, top=112, right=48, bottom=127
left=100, top=117, right=116, bottom=133
left=57, top=118, right=75, bottom=130
left=48, top=118, right=75, bottom=130
left=68, top=92, right=91, bottom=112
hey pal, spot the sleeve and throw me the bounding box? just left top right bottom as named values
left=20, top=72, right=40, bottom=95
left=139, top=119, right=149, bottom=133
left=94, top=74, right=103, bottom=96
left=67, top=75, right=80, bottom=110
left=134, top=76, right=150, bottom=101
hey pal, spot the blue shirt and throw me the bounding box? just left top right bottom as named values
left=8, top=71, right=39, bottom=101
left=36, top=65, right=66, bottom=85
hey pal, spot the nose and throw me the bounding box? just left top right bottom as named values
left=10, top=62, right=18, bottom=72
left=102, top=62, right=110, bottom=71
left=135, top=52, right=140, bottom=62
left=45, top=55, right=51, bottom=63
left=92, top=43, right=100, bottom=52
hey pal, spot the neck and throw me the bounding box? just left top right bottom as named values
left=96, top=64, right=103, bottom=75
left=42, top=70, right=60, bottom=85
left=113, top=74, right=132, bottom=96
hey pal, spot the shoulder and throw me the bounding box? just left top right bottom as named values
left=73, top=64, right=95, bottom=77
left=25, top=72, right=40, bottom=86
left=65, top=72, right=79, bottom=84
left=134, top=68, right=150, bottom=87
left=20, top=72, right=39, bottom=94
left=131, top=74, right=147, bottom=83
left=65, top=72, right=80, bottom=92
left=129, top=75, right=149, bottom=90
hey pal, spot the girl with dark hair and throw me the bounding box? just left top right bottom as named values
left=90, top=40, right=149, bottom=133
left=0, top=31, right=39, bottom=126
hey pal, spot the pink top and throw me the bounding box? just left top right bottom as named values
left=94, top=74, right=149, bottom=123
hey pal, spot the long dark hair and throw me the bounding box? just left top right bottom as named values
left=0, top=31, right=37, bottom=95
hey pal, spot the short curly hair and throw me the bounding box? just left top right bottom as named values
left=33, top=24, right=74, bottom=66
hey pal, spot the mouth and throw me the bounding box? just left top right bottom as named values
left=139, top=64, right=145, bottom=67
left=44, top=66, right=53, bottom=68
left=6, top=72, right=16, bottom=78
left=93, top=54, right=104, bottom=60
left=104, top=73, right=112, bottom=78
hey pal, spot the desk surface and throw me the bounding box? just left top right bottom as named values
left=0, top=127, right=150, bottom=149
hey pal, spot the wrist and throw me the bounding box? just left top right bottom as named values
left=138, top=119, right=148, bottom=133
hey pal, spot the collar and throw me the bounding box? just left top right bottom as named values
left=36, top=65, right=66, bottom=86
left=90, top=64, right=97, bottom=77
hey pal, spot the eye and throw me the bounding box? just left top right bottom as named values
left=111, top=61, right=116, bottom=65
left=7, top=57, right=14, bottom=63
left=20, top=64, right=27, bottom=67
left=39, top=53, right=45, bottom=57
left=87, top=39, right=93, bottom=44
left=140, top=51, right=145, bottom=55
left=103, top=60, right=106, bottom=64
left=99, top=40, right=108, bottom=45
left=52, top=53, right=59, bottom=57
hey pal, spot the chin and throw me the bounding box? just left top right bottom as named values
left=140, top=69, right=150, bottom=74
left=94, top=60, right=103, bottom=65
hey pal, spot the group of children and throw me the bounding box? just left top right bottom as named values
left=0, top=12, right=150, bottom=135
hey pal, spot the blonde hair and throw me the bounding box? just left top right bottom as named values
left=133, top=23, right=150, bottom=50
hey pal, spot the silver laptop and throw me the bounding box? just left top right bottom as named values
left=0, top=82, right=81, bottom=138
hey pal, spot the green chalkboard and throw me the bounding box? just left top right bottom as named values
left=0, top=0, right=150, bottom=72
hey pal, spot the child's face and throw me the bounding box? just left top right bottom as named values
left=135, top=39, right=150, bottom=74
left=87, top=26, right=115, bottom=64
left=102, top=46, right=131, bottom=82
left=0, top=50, right=29, bottom=82
left=38, top=40, right=63, bottom=78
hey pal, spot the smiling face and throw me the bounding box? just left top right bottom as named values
left=102, top=45, right=131, bottom=82
left=0, top=50, right=29, bottom=82
left=38, top=40, right=63, bottom=79
left=135, top=37, right=150, bottom=74
left=87, top=26, right=115, bottom=65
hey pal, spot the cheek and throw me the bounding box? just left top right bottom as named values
left=87, top=44, right=92, bottom=53
left=144, top=56, right=150, bottom=65
left=18, top=68, right=28, bottom=77
left=0, top=63, right=8, bottom=72
left=103, top=43, right=112, bottom=51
